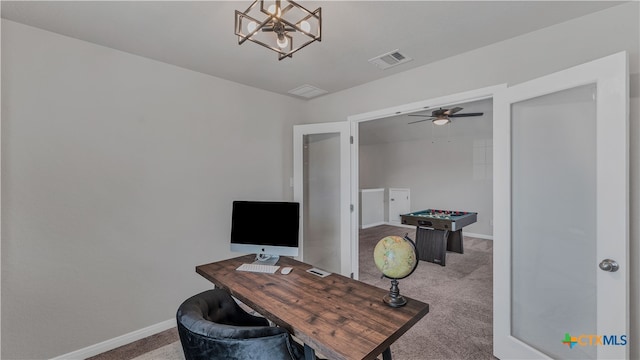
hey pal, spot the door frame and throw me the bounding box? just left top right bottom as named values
left=347, top=84, right=506, bottom=279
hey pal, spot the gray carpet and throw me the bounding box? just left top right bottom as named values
left=359, top=225, right=494, bottom=360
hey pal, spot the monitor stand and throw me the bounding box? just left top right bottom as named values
left=253, top=254, right=279, bottom=266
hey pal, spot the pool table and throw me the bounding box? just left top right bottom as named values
left=400, top=209, right=477, bottom=266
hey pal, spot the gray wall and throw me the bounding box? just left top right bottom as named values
left=359, top=108, right=493, bottom=236
left=1, top=20, right=304, bottom=359
left=2, top=2, right=639, bottom=359
left=306, top=3, right=639, bottom=358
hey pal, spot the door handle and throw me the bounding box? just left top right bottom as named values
left=599, top=259, right=619, bottom=272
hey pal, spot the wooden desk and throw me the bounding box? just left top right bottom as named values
left=196, top=255, right=430, bottom=360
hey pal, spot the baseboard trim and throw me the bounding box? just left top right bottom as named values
left=361, top=221, right=386, bottom=229
left=383, top=222, right=494, bottom=241
left=50, top=318, right=176, bottom=360
left=463, top=232, right=493, bottom=241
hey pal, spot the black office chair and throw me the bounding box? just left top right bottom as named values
left=176, top=289, right=305, bottom=360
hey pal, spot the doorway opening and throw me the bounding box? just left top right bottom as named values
left=348, top=85, right=504, bottom=358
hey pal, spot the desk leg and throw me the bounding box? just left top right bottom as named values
left=382, top=347, right=392, bottom=360
left=304, top=344, right=316, bottom=360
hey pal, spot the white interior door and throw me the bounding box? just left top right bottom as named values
left=293, top=122, right=351, bottom=276
left=388, top=188, right=410, bottom=224
left=494, top=52, right=629, bottom=359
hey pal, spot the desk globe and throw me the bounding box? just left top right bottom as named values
left=373, top=235, right=419, bottom=307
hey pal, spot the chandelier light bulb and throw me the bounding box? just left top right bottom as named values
left=300, top=20, right=311, bottom=33
left=247, top=21, right=258, bottom=34
left=277, top=35, right=289, bottom=49
left=267, top=4, right=280, bottom=17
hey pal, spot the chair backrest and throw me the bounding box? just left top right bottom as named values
left=176, top=289, right=304, bottom=360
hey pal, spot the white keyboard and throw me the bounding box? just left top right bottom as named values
left=236, top=263, right=280, bottom=274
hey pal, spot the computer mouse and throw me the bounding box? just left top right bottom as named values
left=281, top=267, right=293, bottom=275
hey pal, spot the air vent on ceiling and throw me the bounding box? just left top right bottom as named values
left=368, top=49, right=413, bottom=70
left=288, top=84, right=328, bottom=99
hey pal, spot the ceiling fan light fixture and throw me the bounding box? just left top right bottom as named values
left=407, top=107, right=484, bottom=126
left=432, top=117, right=450, bottom=126
left=235, top=0, right=322, bottom=60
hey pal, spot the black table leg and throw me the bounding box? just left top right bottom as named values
left=304, top=344, right=316, bottom=360
left=446, top=229, right=464, bottom=253
left=382, top=347, right=392, bottom=360
left=414, top=227, right=448, bottom=266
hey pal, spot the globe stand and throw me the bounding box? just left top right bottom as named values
left=383, top=279, right=407, bottom=308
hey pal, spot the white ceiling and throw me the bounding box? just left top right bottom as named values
left=1, top=1, right=624, bottom=99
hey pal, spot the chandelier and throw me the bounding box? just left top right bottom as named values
left=235, top=0, right=322, bottom=60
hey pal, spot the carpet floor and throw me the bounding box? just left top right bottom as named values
left=91, top=225, right=494, bottom=360
left=358, top=225, right=494, bottom=360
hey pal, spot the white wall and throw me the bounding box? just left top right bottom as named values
left=307, top=3, right=640, bottom=358
left=359, top=188, right=384, bottom=228
left=360, top=138, right=494, bottom=236
left=359, top=109, right=494, bottom=236
left=1, top=19, right=304, bottom=359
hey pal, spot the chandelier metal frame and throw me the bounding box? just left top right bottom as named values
left=234, top=0, right=322, bottom=60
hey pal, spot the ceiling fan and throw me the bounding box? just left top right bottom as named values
left=408, top=107, right=484, bottom=125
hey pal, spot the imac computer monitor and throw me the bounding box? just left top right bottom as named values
left=230, top=201, right=300, bottom=265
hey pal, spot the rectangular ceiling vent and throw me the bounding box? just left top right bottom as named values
left=368, top=49, right=413, bottom=70
left=288, top=84, right=328, bottom=99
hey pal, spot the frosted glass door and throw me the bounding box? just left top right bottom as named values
left=303, top=133, right=341, bottom=273
left=511, top=84, right=597, bottom=359
left=494, top=52, right=629, bottom=360
left=293, top=122, right=351, bottom=276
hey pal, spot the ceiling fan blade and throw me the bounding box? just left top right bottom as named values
left=449, top=112, right=484, bottom=117
left=445, top=107, right=464, bottom=115
left=431, top=108, right=447, bottom=116
left=408, top=114, right=431, bottom=117
left=408, top=118, right=432, bottom=124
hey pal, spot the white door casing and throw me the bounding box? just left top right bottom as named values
left=493, top=51, right=629, bottom=359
